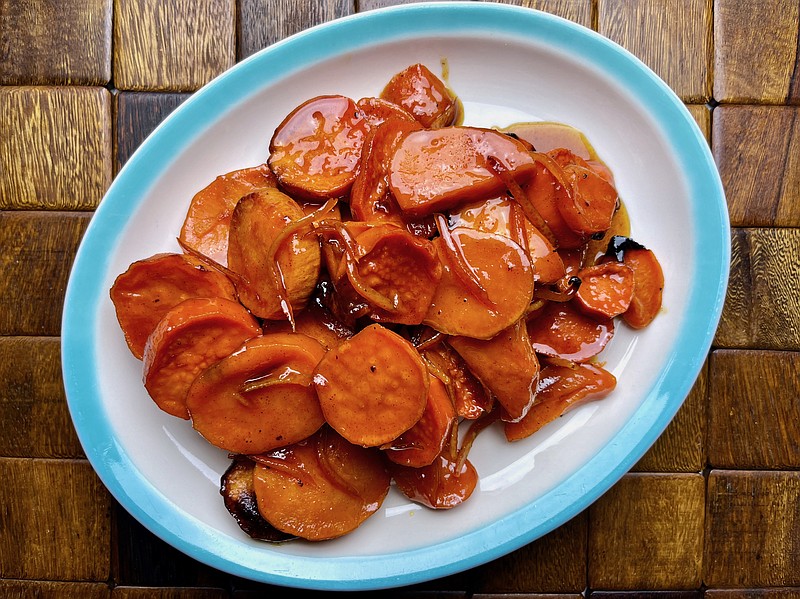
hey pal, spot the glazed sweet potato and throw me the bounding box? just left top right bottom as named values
left=110, top=252, right=237, bottom=359
left=380, top=63, right=458, bottom=129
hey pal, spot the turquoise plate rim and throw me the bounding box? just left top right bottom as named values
left=62, top=2, right=730, bottom=591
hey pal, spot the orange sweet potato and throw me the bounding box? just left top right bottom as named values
left=389, top=127, right=537, bottom=216
left=380, top=63, right=458, bottom=129
left=504, top=361, right=616, bottom=441
left=622, top=247, right=664, bottom=329
left=268, top=95, right=370, bottom=200
left=186, top=332, right=326, bottom=454
left=142, top=297, right=261, bottom=419
left=389, top=452, right=478, bottom=510
left=573, top=261, right=635, bottom=320
left=110, top=252, right=237, bottom=359
left=179, top=164, right=277, bottom=265
left=526, top=301, right=614, bottom=363
left=313, top=324, right=429, bottom=447
left=252, top=427, right=390, bottom=541
left=449, top=319, right=540, bottom=422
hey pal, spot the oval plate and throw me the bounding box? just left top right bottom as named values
left=62, top=2, right=729, bottom=591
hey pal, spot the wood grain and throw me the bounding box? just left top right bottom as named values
left=588, top=473, right=705, bottom=590
left=112, top=503, right=228, bottom=588
left=715, top=228, right=800, bottom=350
left=632, top=359, right=706, bottom=472
left=238, top=0, right=354, bottom=59
left=705, top=470, right=800, bottom=587
left=115, top=92, right=191, bottom=172
left=0, top=0, right=112, bottom=85
left=713, top=106, right=800, bottom=227
left=113, top=0, right=236, bottom=91
left=708, top=349, right=800, bottom=469
left=0, top=87, right=112, bottom=209
left=0, top=458, right=111, bottom=580
left=471, top=512, right=587, bottom=593
left=707, top=591, right=800, bottom=599
left=598, top=0, right=712, bottom=103
left=687, top=104, right=711, bottom=143
left=0, top=337, right=83, bottom=458
left=714, top=0, right=800, bottom=104
left=358, top=0, right=593, bottom=28
left=0, top=212, right=90, bottom=336
left=0, top=580, right=110, bottom=598
left=112, top=588, right=228, bottom=598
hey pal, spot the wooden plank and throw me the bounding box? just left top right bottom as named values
left=0, top=0, right=112, bottom=85
left=0, top=87, right=112, bottom=210
left=708, top=350, right=800, bottom=469
left=706, top=590, right=800, bottom=598
left=0, top=212, right=91, bottom=336
left=687, top=104, right=711, bottom=144
left=588, top=473, right=705, bottom=589
left=471, top=512, right=587, bottom=593
left=597, top=0, right=712, bottom=103
left=705, top=470, right=800, bottom=587
left=713, top=106, right=800, bottom=227
left=0, top=337, right=83, bottom=459
left=714, top=0, right=800, bottom=104
left=591, top=593, right=702, bottom=599
left=0, top=580, right=110, bottom=598
left=112, top=503, right=228, bottom=587
left=0, top=458, right=111, bottom=580
left=115, top=92, right=191, bottom=172
left=112, top=588, right=228, bottom=598
left=238, top=0, right=355, bottom=59
left=632, top=359, right=706, bottom=472
left=715, top=228, right=800, bottom=350
left=358, top=1, right=592, bottom=29
left=113, top=0, right=236, bottom=91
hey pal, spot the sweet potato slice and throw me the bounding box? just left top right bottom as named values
left=252, top=427, right=390, bottom=540
left=264, top=302, right=353, bottom=351
left=351, top=224, right=442, bottom=324
left=380, top=63, right=458, bottom=129
left=522, top=158, right=586, bottom=249
left=388, top=127, right=537, bottom=216
left=526, top=301, right=614, bottom=363
left=449, top=319, right=540, bottom=422
left=179, top=164, right=277, bottom=265
left=313, top=324, right=429, bottom=447
left=389, top=452, right=478, bottom=509
left=622, top=247, right=665, bottom=329
left=227, top=188, right=321, bottom=320
left=187, top=332, right=326, bottom=454
left=221, top=456, right=296, bottom=542
left=504, top=361, right=616, bottom=441
left=350, top=117, right=423, bottom=225
left=356, top=96, right=416, bottom=127
left=142, top=297, right=261, bottom=419
left=110, top=252, right=237, bottom=359
left=268, top=95, right=369, bottom=200
left=383, top=377, right=455, bottom=468
left=573, top=261, right=635, bottom=320
left=422, top=344, right=493, bottom=420
left=423, top=227, right=534, bottom=340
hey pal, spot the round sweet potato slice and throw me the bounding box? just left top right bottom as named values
left=187, top=332, right=327, bottom=454
left=313, top=324, right=429, bottom=447
left=142, top=297, right=261, bottom=419
left=252, top=427, right=390, bottom=541
left=110, top=252, right=237, bottom=359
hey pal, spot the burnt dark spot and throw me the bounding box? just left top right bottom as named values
left=591, top=231, right=605, bottom=240
left=370, top=365, right=377, bottom=373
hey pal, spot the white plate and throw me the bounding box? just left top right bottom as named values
left=62, top=2, right=729, bottom=590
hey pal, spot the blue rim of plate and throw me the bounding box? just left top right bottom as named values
left=62, top=1, right=730, bottom=591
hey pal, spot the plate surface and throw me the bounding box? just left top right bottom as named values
left=62, top=2, right=729, bottom=591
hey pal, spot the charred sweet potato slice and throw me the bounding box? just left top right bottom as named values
left=268, top=95, right=369, bottom=200
left=142, top=297, right=261, bottom=419
left=252, top=427, right=390, bottom=541
left=110, top=252, right=237, bottom=359
left=221, top=456, right=296, bottom=542
left=380, top=63, right=458, bottom=129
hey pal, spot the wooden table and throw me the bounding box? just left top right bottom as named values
left=1, top=0, right=798, bottom=596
